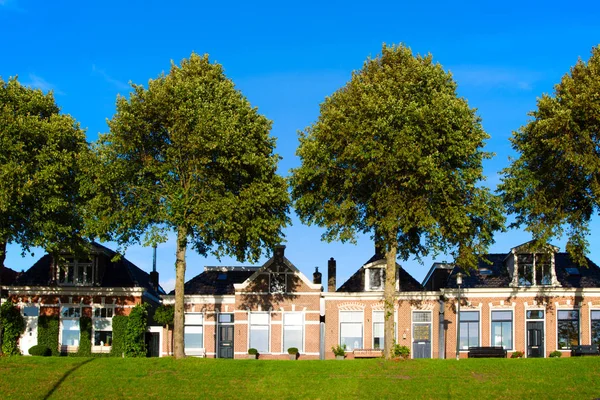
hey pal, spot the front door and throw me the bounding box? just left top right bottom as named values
left=412, top=311, right=432, bottom=359
left=218, top=325, right=234, bottom=358
left=527, top=321, right=544, bottom=358
left=19, top=306, right=39, bottom=355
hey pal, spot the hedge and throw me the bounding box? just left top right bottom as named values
left=76, top=316, right=92, bottom=356
left=29, top=344, right=52, bottom=356
left=0, top=302, right=25, bottom=355
left=37, top=315, right=60, bottom=356
left=111, top=315, right=128, bottom=357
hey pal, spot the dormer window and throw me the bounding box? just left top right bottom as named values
left=515, top=253, right=554, bottom=287
left=57, top=257, right=96, bottom=286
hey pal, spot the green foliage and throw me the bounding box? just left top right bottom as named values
left=392, top=344, right=410, bottom=360
left=291, top=43, right=505, bottom=359
left=549, top=350, right=562, bottom=358
left=81, top=53, right=290, bottom=358
left=0, top=301, right=25, bottom=355
left=331, top=344, right=347, bottom=357
left=28, top=344, right=51, bottom=356
left=500, top=45, right=600, bottom=265
left=124, top=304, right=147, bottom=357
left=76, top=317, right=92, bottom=356
left=153, top=305, right=174, bottom=327
left=248, top=348, right=258, bottom=355
left=511, top=351, right=524, bottom=358
left=287, top=347, right=299, bottom=355
left=37, top=315, right=59, bottom=356
left=0, top=77, right=89, bottom=265
left=111, top=315, right=128, bottom=357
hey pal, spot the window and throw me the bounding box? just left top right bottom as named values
left=459, top=311, right=479, bottom=350
left=283, top=313, right=303, bottom=352
left=93, top=307, right=114, bottom=346
left=249, top=312, right=269, bottom=353
left=491, top=310, right=513, bottom=350
left=517, top=253, right=553, bottom=286
left=340, top=311, right=363, bottom=350
left=373, top=311, right=384, bottom=349
left=517, top=254, right=533, bottom=286
left=368, top=268, right=383, bottom=291
left=269, top=273, right=286, bottom=293
left=22, top=306, right=39, bottom=317
left=535, top=263, right=552, bottom=285
left=61, top=306, right=80, bottom=346
left=57, top=257, right=95, bottom=286
left=184, top=313, right=204, bottom=350
left=526, top=310, right=544, bottom=319
left=591, top=311, right=600, bottom=346
left=557, top=310, right=579, bottom=350
left=413, top=311, right=432, bottom=346
left=218, top=313, right=234, bottom=324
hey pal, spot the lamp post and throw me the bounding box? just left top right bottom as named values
left=455, top=272, right=463, bottom=360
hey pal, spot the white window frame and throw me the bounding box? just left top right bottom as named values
left=56, top=257, right=97, bottom=286
left=60, top=305, right=81, bottom=348
left=282, top=312, right=304, bottom=353
left=365, top=267, right=384, bottom=291
left=248, top=312, right=270, bottom=353
left=92, top=306, right=114, bottom=349
left=411, top=310, right=433, bottom=359
left=458, top=310, right=480, bottom=351
left=524, top=308, right=546, bottom=358
left=590, top=309, right=600, bottom=347
left=184, top=312, right=205, bottom=353
left=372, top=310, right=398, bottom=349
left=339, top=310, right=364, bottom=351
left=516, top=253, right=555, bottom=287
left=489, top=309, right=514, bottom=350
left=556, top=309, right=580, bottom=351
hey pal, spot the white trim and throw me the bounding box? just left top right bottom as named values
left=323, top=292, right=440, bottom=301
left=442, top=287, right=600, bottom=298
left=338, top=309, right=364, bottom=351
left=9, top=287, right=146, bottom=296
left=148, top=326, right=163, bottom=357
left=233, top=256, right=322, bottom=291
left=248, top=311, right=270, bottom=353
left=458, top=309, right=481, bottom=352
left=524, top=307, right=546, bottom=358
left=161, top=295, right=235, bottom=304
left=590, top=308, right=600, bottom=347
left=489, top=307, right=515, bottom=350
left=282, top=311, right=305, bottom=353
left=234, top=292, right=321, bottom=296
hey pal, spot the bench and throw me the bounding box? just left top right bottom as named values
left=571, top=345, right=599, bottom=357
left=353, top=349, right=383, bottom=358
left=468, top=346, right=507, bottom=358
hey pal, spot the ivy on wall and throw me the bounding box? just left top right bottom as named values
left=76, top=316, right=92, bottom=356
left=38, top=315, right=60, bottom=356
left=110, top=315, right=128, bottom=357
left=125, top=304, right=148, bottom=357
left=0, top=302, right=25, bottom=355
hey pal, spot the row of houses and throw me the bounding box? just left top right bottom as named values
left=2, top=241, right=600, bottom=359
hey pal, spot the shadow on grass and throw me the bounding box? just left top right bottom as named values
left=43, top=358, right=95, bottom=400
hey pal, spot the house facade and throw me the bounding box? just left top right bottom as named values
left=3, top=242, right=164, bottom=356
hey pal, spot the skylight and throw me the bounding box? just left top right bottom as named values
left=565, top=267, right=580, bottom=276
left=479, top=269, right=493, bottom=275
left=217, top=273, right=227, bottom=281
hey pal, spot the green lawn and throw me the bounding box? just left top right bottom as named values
left=1, top=357, right=599, bottom=399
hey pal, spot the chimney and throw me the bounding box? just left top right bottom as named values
left=327, top=257, right=336, bottom=292
left=149, top=244, right=159, bottom=291
left=313, top=267, right=322, bottom=285
left=274, top=245, right=286, bottom=261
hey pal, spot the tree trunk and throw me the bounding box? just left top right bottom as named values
left=383, top=243, right=397, bottom=360
left=173, top=226, right=187, bottom=359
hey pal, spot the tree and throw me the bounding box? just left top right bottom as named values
left=154, top=304, right=174, bottom=355
left=0, top=77, right=87, bottom=349
left=500, top=45, right=600, bottom=266
left=290, top=44, right=504, bottom=359
left=82, top=53, right=290, bottom=359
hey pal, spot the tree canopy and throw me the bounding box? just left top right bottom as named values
left=82, top=53, right=290, bottom=359
left=500, top=45, right=600, bottom=266
left=290, top=44, right=504, bottom=359
left=0, top=76, right=87, bottom=271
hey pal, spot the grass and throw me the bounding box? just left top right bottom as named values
left=1, top=356, right=600, bottom=399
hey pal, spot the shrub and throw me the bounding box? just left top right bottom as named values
left=287, top=347, right=299, bottom=355
left=331, top=344, right=347, bottom=357
left=111, top=315, right=128, bottom=357
left=29, top=344, right=51, bottom=356
left=76, top=317, right=92, bottom=356
left=38, top=315, right=59, bottom=356
left=0, top=301, right=25, bottom=355
left=392, top=344, right=411, bottom=360
left=511, top=350, right=524, bottom=358
left=124, top=304, right=147, bottom=357
left=550, top=350, right=562, bottom=358
left=248, top=348, right=258, bottom=355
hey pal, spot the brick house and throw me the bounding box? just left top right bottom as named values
left=423, top=241, right=600, bottom=358
left=4, top=242, right=165, bottom=355
left=162, top=245, right=323, bottom=359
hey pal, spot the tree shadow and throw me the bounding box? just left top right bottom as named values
left=43, top=358, right=95, bottom=400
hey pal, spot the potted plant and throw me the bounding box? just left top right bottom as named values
left=549, top=350, right=562, bottom=358
left=248, top=348, right=258, bottom=359
left=510, top=350, right=524, bottom=358
left=332, top=344, right=347, bottom=360
left=287, top=347, right=299, bottom=360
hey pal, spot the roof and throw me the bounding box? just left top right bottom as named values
left=442, top=252, right=600, bottom=289
left=173, top=268, right=257, bottom=296
left=11, top=242, right=165, bottom=297
left=337, top=253, right=424, bottom=292
left=1, top=266, right=19, bottom=285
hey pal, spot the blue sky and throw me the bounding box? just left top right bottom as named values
left=1, top=0, right=599, bottom=292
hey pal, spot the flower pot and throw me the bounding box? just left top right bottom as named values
left=335, top=355, right=345, bottom=360
left=289, top=354, right=298, bottom=360
left=248, top=354, right=257, bottom=359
